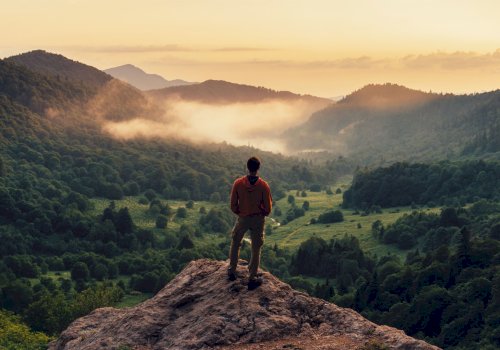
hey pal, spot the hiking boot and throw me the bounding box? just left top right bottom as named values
left=248, top=276, right=263, bottom=290
left=227, top=269, right=237, bottom=281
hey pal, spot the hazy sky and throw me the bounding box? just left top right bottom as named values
left=1, top=0, right=499, bottom=96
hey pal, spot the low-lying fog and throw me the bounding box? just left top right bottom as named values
left=101, top=97, right=325, bottom=153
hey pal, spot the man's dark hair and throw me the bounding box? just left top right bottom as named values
left=247, top=157, right=261, bottom=172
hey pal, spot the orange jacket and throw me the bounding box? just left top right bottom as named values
left=230, top=176, right=272, bottom=217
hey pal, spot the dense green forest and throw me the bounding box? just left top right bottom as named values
left=343, top=161, right=500, bottom=209
left=288, top=203, right=500, bottom=349
left=1, top=51, right=499, bottom=349
left=285, top=83, right=500, bottom=164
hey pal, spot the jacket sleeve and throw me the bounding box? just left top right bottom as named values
left=230, top=181, right=240, bottom=214
left=261, top=183, right=273, bottom=216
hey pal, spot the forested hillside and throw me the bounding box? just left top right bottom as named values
left=148, top=79, right=332, bottom=105
left=343, top=161, right=500, bottom=209
left=4, top=50, right=160, bottom=123
left=6, top=50, right=112, bottom=88
left=284, top=83, right=500, bottom=163
left=1, top=51, right=499, bottom=350
left=0, top=59, right=91, bottom=114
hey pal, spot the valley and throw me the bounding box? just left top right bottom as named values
left=0, top=50, right=499, bottom=350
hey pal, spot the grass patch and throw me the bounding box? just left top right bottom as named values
left=88, top=185, right=442, bottom=261
left=90, top=196, right=227, bottom=242
left=267, top=184, right=440, bottom=258
left=115, top=292, right=153, bottom=308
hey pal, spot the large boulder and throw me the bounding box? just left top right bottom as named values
left=50, top=259, right=440, bottom=350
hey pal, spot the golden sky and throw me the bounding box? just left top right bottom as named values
left=1, top=0, right=499, bottom=96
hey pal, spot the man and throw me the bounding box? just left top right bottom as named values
left=228, top=156, right=272, bottom=289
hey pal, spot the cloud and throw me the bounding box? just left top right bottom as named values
left=233, top=57, right=384, bottom=69
left=211, top=47, right=274, bottom=52
left=153, top=50, right=500, bottom=72
left=65, top=44, right=194, bottom=53
left=60, top=44, right=274, bottom=54
left=401, top=50, right=500, bottom=70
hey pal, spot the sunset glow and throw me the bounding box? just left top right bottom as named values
left=1, top=0, right=499, bottom=96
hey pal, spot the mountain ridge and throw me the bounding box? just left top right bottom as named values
left=6, top=50, right=112, bottom=89
left=338, top=83, right=441, bottom=109
left=105, top=64, right=194, bottom=90
left=3, top=50, right=162, bottom=122
left=284, top=83, right=500, bottom=162
left=49, top=259, right=439, bottom=350
left=148, top=79, right=332, bottom=105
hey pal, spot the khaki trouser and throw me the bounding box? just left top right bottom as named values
left=228, top=215, right=265, bottom=278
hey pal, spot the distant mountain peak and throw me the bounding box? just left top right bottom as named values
left=6, top=49, right=112, bottom=88
left=49, top=259, right=437, bottom=350
left=340, top=83, right=440, bottom=109
left=148, top=79, right=332, bottom=105
left=104, top=64, right=193, bottom=91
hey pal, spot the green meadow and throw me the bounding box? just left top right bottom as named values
left=78, top=180, right=443, bottom=308
left=268, top=188, right=440, bottom=258
left=90, top=197, right=221, bottom=233
left=89, top=177, right=440, bottom=261
left=33, top=187, right=440, bottom=308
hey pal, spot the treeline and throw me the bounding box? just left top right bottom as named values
left=290, top=235, right=373, bottom=294
left=285, top=84, right=500, bottom=163
left=0, top=59, right=91, bottom=115
left=289, top=205, right=500, bottom=349
left=343, top=161, right=500, bottom=209
left=371, top=203, right=500, bottom=250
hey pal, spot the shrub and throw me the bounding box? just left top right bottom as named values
left=71, top=262, right=90, bottom=281
left=302, top=201, right=310, bottom=211
left=176, top=207, right=187, bottom=218
left=155, top=215, right=168, bottom=229
left=317, top=210, right=344, bottom=224
left=143, top=189, right=156, bottom=201
left=310, top=184, right=322, bottom=192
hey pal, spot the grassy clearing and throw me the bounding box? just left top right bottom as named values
left=88, top=186, right=442, bottom=276
left=115, top=292, right=153, bottom=308
left=28, top=270, right=72, bottom=287
left=267, top=183, right=440, bottom=258
left=90, top=197, right=221, bottom=230
left=90, top=196, right=227, bottom=243
left=31, top=184, right=441, bottom=308
left=86, top=182, right=443, bottom=261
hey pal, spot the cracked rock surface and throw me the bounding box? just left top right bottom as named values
left=49, top=259, right=440, bottom=350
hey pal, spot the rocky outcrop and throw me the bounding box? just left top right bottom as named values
left=50, top=259, right=440, bottom=350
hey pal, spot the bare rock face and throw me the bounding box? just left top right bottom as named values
left=50, top=259, right=440, bottom=350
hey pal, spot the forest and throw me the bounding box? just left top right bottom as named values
left=1, top=51, right=499, bottom=349
left=285, top=83, right=500, bottom=164
left=288, top=204, right=500, bottom=349
left=343, top=161, right=500, bottom=209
